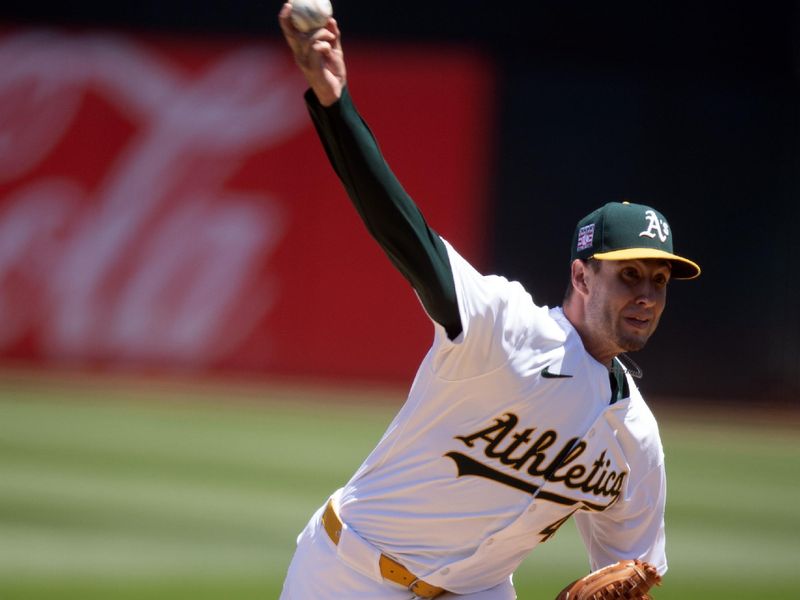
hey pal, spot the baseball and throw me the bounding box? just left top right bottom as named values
left=290, top=0, right=333, bottom=33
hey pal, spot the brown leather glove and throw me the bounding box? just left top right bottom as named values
left=555, top=559, right=662, bottom=600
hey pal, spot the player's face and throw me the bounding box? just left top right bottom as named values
left=585, top=259, right=671, bottom=356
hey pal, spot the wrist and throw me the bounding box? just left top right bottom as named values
left=312, top=77, right=344, bottom=106
left=315, top=88, right=341, bottom=107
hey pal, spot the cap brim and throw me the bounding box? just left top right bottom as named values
left=592, top=248, right=701, bottom=280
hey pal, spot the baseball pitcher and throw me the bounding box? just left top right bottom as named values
left=278, top=4, right=700, bottom=599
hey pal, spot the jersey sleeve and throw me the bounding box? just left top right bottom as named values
left=573, top=461, right=668, bottom=576
left=304, top=87, right=462, bottom=340
left=429, top=240, right=551, bottom=381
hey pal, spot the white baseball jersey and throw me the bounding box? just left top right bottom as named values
left=332, top=240, right=667, bottom=594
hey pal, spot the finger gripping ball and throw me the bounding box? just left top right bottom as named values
left=290, top=0, right=333, bottom=32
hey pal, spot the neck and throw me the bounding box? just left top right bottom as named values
left=562, top=299, right=617, bottom=368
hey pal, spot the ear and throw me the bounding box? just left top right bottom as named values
left=570, top=259, right=590, bottom=296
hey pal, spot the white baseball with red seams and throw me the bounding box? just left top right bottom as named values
left=290, top=0, right=333, bottom=32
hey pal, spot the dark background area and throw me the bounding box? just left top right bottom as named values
left=2, top=1, right=798, bottom=404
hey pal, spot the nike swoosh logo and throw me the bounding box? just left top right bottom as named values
left=542, top=365, right=573, bottom=379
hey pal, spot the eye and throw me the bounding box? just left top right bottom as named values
left=621, top=267, right=640, bottom=282
left=653, top=273, right=668, bottom=287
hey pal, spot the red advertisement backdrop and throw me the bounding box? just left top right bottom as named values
left=0, top=29, right=495, bottom=382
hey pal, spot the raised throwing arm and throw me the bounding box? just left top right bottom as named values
left=279, top=4, right=462, bottom=339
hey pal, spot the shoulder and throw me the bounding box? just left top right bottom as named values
left=442, top=239, right=558, bottom=341
left=442, top=239, right=541, bottom=314
left=431, top=240, right=562, bottom=377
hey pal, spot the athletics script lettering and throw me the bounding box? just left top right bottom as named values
left=446, top=412, right=626, bottom=511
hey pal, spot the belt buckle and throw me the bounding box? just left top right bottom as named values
left=409, top=578, right=432, bottom=599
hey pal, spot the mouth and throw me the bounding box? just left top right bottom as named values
left=623, top=315, right=651, bottom=331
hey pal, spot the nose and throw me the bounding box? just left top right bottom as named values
left=635, top=282, right=658, bottom=307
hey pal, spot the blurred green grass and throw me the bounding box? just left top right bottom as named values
left=1, top=373, right=798, bottom=599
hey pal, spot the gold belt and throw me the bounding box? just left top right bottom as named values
left=321, top=499, right=446, bottom=599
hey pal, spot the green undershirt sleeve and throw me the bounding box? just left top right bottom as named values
left=304, top=87, right=462, bottom=340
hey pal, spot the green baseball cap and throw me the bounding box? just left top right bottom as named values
left=571, top=201, right=701, bottom=279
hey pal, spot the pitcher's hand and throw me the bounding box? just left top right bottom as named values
left=279, top=2, right=346, bottom=106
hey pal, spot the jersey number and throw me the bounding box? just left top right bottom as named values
left=539, top=509, right=578, bottom=543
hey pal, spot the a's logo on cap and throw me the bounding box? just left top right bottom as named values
left=639, top=210, right=670, bottom=243
left=576, top=224, right=595, bottom=252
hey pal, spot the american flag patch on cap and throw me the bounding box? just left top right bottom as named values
left=577, top=224, right=595, bottom=252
